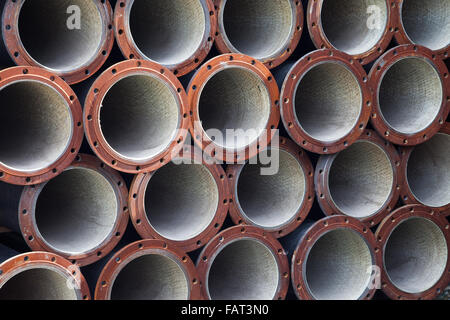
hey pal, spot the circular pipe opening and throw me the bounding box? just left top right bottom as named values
left=207, top=239, right=279, bottom=300
left=100, top=74, right=180, bottom=161
left=328, top=141, right=393, bottom=218
left=35, top=167, right=118, bottom=254
left=220, top=0, right=294, bottom=60
left=320, top=0, right=388, bottom=55
left=0, top=267, right=77, bottom=300
left=401, top=0, right=450, bottom=51
left=0, top=81, right=72, bottom=172
left=294, top=62, right=362, bottom=142
left=305, top=228, right=373, bottom=300
left=407, top=133, right=450, bottom=207
left=110, top=254, right=189, bottom=300
left=144, top=162, right=219, bottom=241
left=378, top=57, right=442, bottom=134
left=384, top=217, right=448, bottom=293
left=18, top=0, right=104, bottom=72
left=198, top=67, right=271, bottom=149
left=236, top=149, right=306, bottom=228
left=128, top=0, right=206, bottom=66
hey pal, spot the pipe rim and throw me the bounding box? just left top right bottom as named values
left=213, top=0, right=303, bottom=69
left=369, top=44, right=449, bottom=146
left=394, top=0, right=450, bottom=58
left=315, top=129, right=401, bottom=226
left=1, top=0, right=114, bottom=85
left=129, top=146, right=229, bottom=252
left=84, top=59, right=190, bottom=173
left=0, top=252, right=90, bottom=300
left=196, top=225, right=290, bottom=300
left=114, top=0, right=216, bottom=77
left=0, top=67, right=83, bottom=185
left=307, top=0, right=394, bottom=64
left=18, top=154, right=129, bottom=266
left=281, top=49, right=371, bottom=154
left=375, top=204, right=450, bottom=300
left=94, top=239, right=201, bottom=300
left=400, top=123, right=450, bottom=213
left=188, top=53, right=280, bottom=163
left=292, top=215, right=380, bottom=300
left=227, top=137, right=314, bottom=237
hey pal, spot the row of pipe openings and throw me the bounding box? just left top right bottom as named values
left=0, top=205, right=448, bottom=300
left=0, top=0, right=448, bottom=83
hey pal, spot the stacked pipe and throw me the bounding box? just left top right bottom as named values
left=0, top=0, right=448, bottom=301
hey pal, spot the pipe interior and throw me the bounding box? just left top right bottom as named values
left=207, top=239, right=279, bottom=300
left=407, top=133, right=450, bottom=207
left=111, top=253, right=189, bottom=300
left=305, top=228, right=373, bottom=300
left=144, top=162, right=218, bottom=241
left=328, top=141, right=394, bottom=218
left=35, top=167, right=118, bottom=254
left=0, top=267, right=77, bottom=300
left=320, top=0, right=388, bottom=55
left=294, top=62, right=362, bottom=142
left=18, top=0, right=103, bottom=72
left=0, top=81, right=72, bottom=172
left=221, top=0, right=294, bottom=60
left=129, top=0, right=206, bottom=66
left=237, top=149, right=306, bottom=228
left=401, top=0, right=450, bottom=51
left=198, top=67, right=271, bottom=149
left=384, top=217, right=448, bottom=293
left=378, top=57, right=443, bottom=134
left=100, top=74, right=179, bottom=161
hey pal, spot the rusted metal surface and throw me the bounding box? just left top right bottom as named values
left=307, top=0, right=394, bottom=64
left=315, top=129, right=401, bottom=226
left=0, top=66, right=83, bottom=186
left=369, top=44, right=449, bottom=146
left=213, top=0, right=303, bottom=69
left=114, top=0, right=216, bottom=77
left=1, top=0, right=114, bottom=84
left=128, top=146, right=229, bottom=252
left=0, top=250, right=91, bottom=300
left=291, top=215, right=381, bottom=300
left=227, top=137, right=314, bottom=237
left=280, top=49, right=371, bottom=154
left=375, top=204, right=450, bottom=300
left=196, top=225, right=290, bottom=300
left=94, top=239, right=201, bottom=300
left=84, top=59, right=190, bottom=173
left=18, top=154, right=129, bottom=267
left=399, top=123, right=450, bottom=213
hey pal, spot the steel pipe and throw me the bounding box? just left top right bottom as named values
left=307, top=0, right=394, bottom=64
left=394, top=0, right=450, bottom=58
left=369, top=44, right=449, bottom=146
left=315, top=129, right=401, bottom=226
left=114, top=0, right=216, bottom=77
left=280, top=49, right=371, bottom=154
left=399, top=123, right=450, bottom=213
left=1, top=0, right=114, bottom=84
left=0, top=66, right=83, bottom=185
left=375, top=205, right=450, bottom=300
left=129, top=146, right=228, bottom=252
left=196, top=225, right=290, bottom=300
left=0, top=246, right=90, bottom=300
left=95, top=239, right=201, bottom=300
left=288, top=216, right=380, bottom=300
left=213, top=0, right=303, bottom=69
left=84, top=59, right=190, bottom=173
left=227, top=137, right=314, bottom=237
left=188, top=53, right=280, bottom=163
